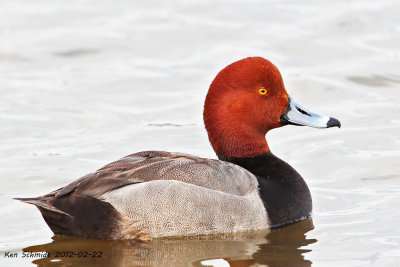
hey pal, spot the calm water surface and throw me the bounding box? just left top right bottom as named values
left=1, top=0, right=399, bottom=266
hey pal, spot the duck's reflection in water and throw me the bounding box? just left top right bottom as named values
left=24, top=218, right=316, bottom=267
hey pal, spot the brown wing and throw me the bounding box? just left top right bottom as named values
left=55, top=151, right=257, bottom=199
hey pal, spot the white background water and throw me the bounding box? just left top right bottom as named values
left=1, top=0, right=399, bottom=266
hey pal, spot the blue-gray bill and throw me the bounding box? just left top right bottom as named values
left=280, top=97, right=341, bottom=128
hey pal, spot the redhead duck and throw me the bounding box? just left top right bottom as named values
left=15, top=57, right=340, bottom=240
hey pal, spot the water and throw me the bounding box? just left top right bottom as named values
left=1, top=0, right=399, bottom=266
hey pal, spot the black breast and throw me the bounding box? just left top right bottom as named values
left=217, top=152, right=312, bottom=227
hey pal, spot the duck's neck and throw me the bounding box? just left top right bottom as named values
left=217, top=151, right=312, bottom=227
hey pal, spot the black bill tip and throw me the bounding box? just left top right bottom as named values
left=327, top=117, right=341, bottom=128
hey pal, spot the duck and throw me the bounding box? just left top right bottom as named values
left=15, top=57, right=340, bottom=240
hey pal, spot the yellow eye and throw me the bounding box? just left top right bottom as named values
left=259, top=88, right=267, bottom=95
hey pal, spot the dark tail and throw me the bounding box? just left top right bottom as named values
left=14, top=197, right=71, bottom=216
left=14, top=195, right=122, bottom=239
